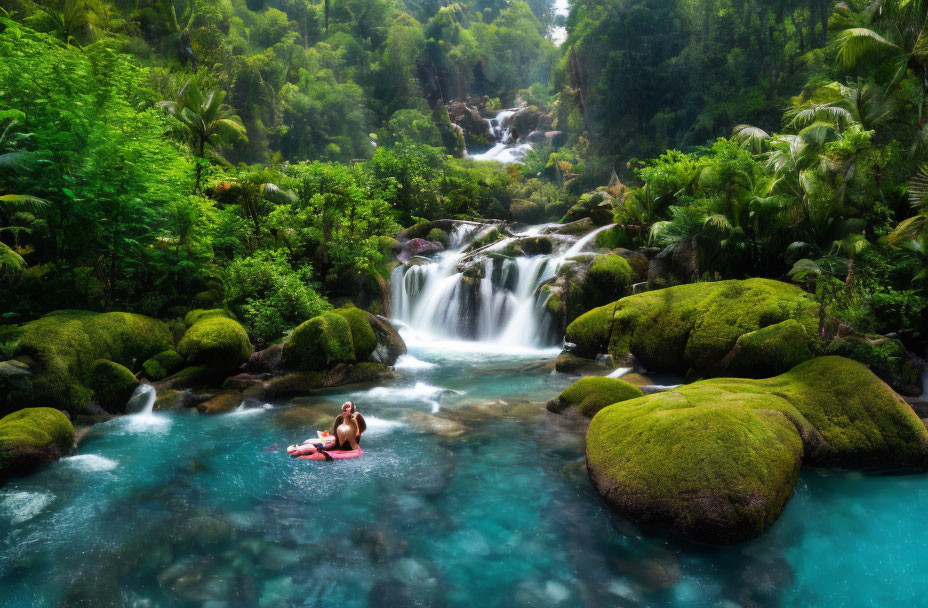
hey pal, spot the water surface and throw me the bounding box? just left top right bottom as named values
left=1, top=340, right=926, bottom=607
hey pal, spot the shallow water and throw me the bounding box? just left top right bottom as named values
left=1, top=341, right=927, bottom=607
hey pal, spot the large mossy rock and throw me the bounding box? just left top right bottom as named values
left=582, top=254, right=632, bottom=309
left=332, top=306, right=378, bottom=362
left=566, top=279, right=819, bottom=376
left=547, top=376, right=644, bottom=418
left=142, top=349, right=184, bottom=381
left=0, top=407, right=75, bottom=479
left=13, top=311, right=173, bottom=412
left=89, top=360, right=138, bottom=413
left=282, top=312, right=355, bottom=371
left=586, top=357, right=928, bottom=544
left=177, top=317, right=253, bottom=367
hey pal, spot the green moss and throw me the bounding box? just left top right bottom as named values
left=426, top=228, right=449, bottom=247
left=89, top=360, right=138, bottom=413
left=14, top=311, right=172, bottom=412
left=825, top=334, right=922, bottom=395
left=583, top=255, right=632, bottom=309
left=565, top=303, right=616, bottom=358
left=177, top=317, right=253, bottom=366
left=585, top=356, right=928, bottom=543
left=282, top=312, right=355, bottom=370
left=332, top=306, right=378, bottom=362
left=0, top=407, right=75, bottom=478
left=471, top=228, right=502, bottom=249
left=142, top=349, right=184, bottom=381
left=566, top=279, right=819, bottom=375
left=721, top=319, right=816, bottom=378
left=548, top=376, right=644, bottom=417
left=183, top=308, right=230, bottom=328
left=595, top=225, right=628, bottom=250
left=510, top=199, right=545, bottom=223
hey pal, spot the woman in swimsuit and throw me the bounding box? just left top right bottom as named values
left=292, top=401, right=366, bottom=458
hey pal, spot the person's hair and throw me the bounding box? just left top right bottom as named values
left=344, top=401, right=356, bottom=413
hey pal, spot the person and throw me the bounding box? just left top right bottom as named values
left=330, top=401, right=366, bottom=450
left=290, top=401, right=366, bottom=459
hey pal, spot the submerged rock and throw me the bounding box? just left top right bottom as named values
left=547, top=376, right=643, bottom=418
left=406, top=412, right=467, bottom=439
left=0, top=407, right=75, bottom=479
left=586, top=356, right=928, bottom=543
left=196, top=390, right=243, bottom=414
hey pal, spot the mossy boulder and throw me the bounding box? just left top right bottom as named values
left=196, top=390, right=243, bottom=415
left=510, top=199, right=545, bottom=224
left=183, top=308, right=230, bottom=328
left=0, top=407, right=75, bottom=479
left=586, top=357, right=928, bottom=543
left=177, top=317, right=253, bottom=366
left=14, top=311, right=173, bottom=412
left=718, top=320, right=817, bottom=378
left=282, top=312, right=355, bottom=371
left=825, top=334, right=923, bottom=396
left=332, top=306, right=378, bottom=362
left=582, top=255, right=632, bottom=309
left=470, top=227, right=503, bottom=250
left=89, top=360, right=139, bottom=413
left=426, top=228, right=449, bottom=247
left=547, top=376, right=644, bottom=418
left=142, top=349, right=184, bottom=381
left=566, top=279, right=820, bottom=376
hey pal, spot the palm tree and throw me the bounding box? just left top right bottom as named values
left=786, top=80, right=894, bottom=132
left=158, top=81, right=247, bottom=193
left=25, top=0, right=94, bottom=45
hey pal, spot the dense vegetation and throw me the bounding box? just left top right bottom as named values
left=0, top=0, right=926, bottom=357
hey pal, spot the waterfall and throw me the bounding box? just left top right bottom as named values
left=126, top=383, right=156, bottom=415
left=392, top=223, right=565, bottom=347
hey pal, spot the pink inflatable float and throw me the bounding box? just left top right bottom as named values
left=287, top=431, right=363, bottom=461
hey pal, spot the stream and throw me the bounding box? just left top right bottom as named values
left=2, top=229, right=928, bottom=606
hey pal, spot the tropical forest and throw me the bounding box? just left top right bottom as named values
left=0, top=0, right=927, bottom=605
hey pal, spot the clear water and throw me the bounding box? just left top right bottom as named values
left=1, top=340, right=927, bottom=607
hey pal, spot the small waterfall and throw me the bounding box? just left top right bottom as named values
left=125, top=384, right=156, bottom=415
left=392, top=223, right=564, bottom=347
left=468, top=107, right=534, bottom=164
left=561, top=223, right=616, bottom=258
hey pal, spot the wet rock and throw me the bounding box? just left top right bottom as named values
left=353, top=526, right=409, bottom=562
left=506, top=106, right=550, bottom=141
left=274, top=402, right=339, bottom=430
left=554, top=217, right=596, bottom=236
left=545, top=130, right=567, bottom=147
left=258, top=544, right=300, bottom=571
left=246, top=343, right=284, bottom=373
left=180, top=515, right=235, bottom=548
left=612, top=248, right=649, bottom=283
left=369, top=315, right=407, bottom=366
left=223, top=373, right=267, bottom=392
left=398, top=238, right=444, bottom=263
left=196, top=390, right=243, bottom=414
left=0, top=407, right=74, bottom=479
left=447, top=102, right=492, bottom=142
left=406, top=412, right=467, bottom=439
left=614, top=553, right=681, bottom=592
left=554, top=352, right=613, bottom=375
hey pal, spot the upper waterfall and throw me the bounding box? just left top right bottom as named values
left=390, top=221, right=601, bottom=348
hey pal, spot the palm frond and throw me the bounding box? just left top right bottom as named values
left=834, top=27, right=899, bottom=66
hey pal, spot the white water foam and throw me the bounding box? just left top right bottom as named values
left=359, top=382, right=447, bottom=402
left=606, top=367, right=632, bottom=378
left=229, top=403, right=274, bottom=417
left=393, top=354, right=438, bottom=370
left=362, top=415, right=406, bottom=435
left=0, top=491, right=54, bottom=524
left=64, top=454, right=118, bottom=472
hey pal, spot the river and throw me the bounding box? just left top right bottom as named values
left=2, top=227, right=928, bottom=606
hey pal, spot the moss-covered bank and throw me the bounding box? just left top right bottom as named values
left=586, top=357, right=928, bottom=544
left=547, top=376, right=644, bottom=418
left=0, top=407, right=74, bottom=479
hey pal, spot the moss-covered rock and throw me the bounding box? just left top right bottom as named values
left=586, top=357, right=928, bottom=543
left=0, top=407, right=75, bottom=479
left=718, top=320, right=816, bottom=378
left=566, top=279, right=820, bottom=376
left=825, top=334, right=923, bottom=396
left=142, top=349, right=184, bottom=381
left=332, top=306, right=378, bottom=362
left=426, top=228, right=449, bottom=247
left=510, top=199, right=545, bottom=224
left=282, top=312, right=355, bottom=371
left=89, top=360, right=138, bottom=413
left=547, top=376, right=643, bottom=418
left=583, top=255, right=632, bottom=309
left=196, top=390, right=243, bottom=414
left=553, top=352, right=613, bottom=375
left=14, top=311, right=173, bottom=412
left=177, top=317, right=252, bottom=366
left=470, top=227, right=503, bottom=250
left=183, top=308, right=230, bottom=328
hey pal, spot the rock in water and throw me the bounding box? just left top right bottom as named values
left=177, top=317, right=253, bottom=366
left=547, top=376, right=643, bottom=418
left=0, top=407, right=75, bottom=479
left=586, top=357, right=928, bottom=543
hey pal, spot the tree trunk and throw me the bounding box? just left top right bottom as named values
left=195, top=138, right=205, bottom=194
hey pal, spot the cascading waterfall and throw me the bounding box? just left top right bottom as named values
left=392, top=223, right=577, bottom=347
left=125, top=383, right=156, bottom=415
